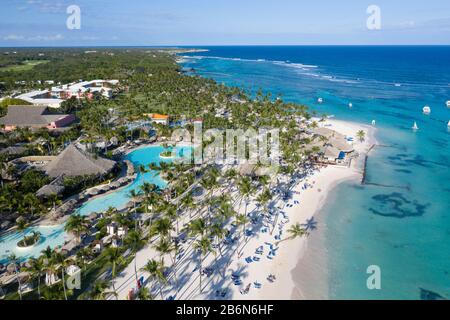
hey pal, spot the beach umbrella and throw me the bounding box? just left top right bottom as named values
left=88, top=212, right=98, bottom=221
left=6, top=263, right=16, bottom=274
left=88, top=189, right=99, bottom=196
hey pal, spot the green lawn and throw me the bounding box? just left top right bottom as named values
left=0, top=60, right=49, bottom=72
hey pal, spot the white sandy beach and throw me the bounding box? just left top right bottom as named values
left=224, top=118, right=375, bottom=300
left=109, top=118, right=375, bottom=300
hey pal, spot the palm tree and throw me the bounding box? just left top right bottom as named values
left=0, top=154, right=8, bottom=188
left=210, top=223, right=226, bottom=257
left=128, top=189, right=142, bottom=213
left=76, top=247, right=92, bottom=273
left=237, top=176, right=252, bottom=217
left=187, top=218, right=207, bottom=238
left=357, top=130, right=366, bottom=142
left=124, top=230, right=146, bottom=286
left=209, top=223, right=226, bottom=278
left=41, top=246, right=53, bottom=262
left=137, top=286, right=153, bottom=300
left=8, top=254, right=22, bottom=300
left=88, top=280, right=117, bottom=300
left=23, top=193, right=38, bottom=217
left=26, top=257, right=44, bottom=299
left=277, top=223, right=309, bottom=245
left=151, top=217, right=173, bottom=241
left=51, top=251, right=68, bottom=300
left=64, top=214, right=88, bottom=244
left=105, top=247, right=124, bottom=300
left=16, top=217, right=28, bottom=243
left=181, top=193, right=196, bottom=218
left=140, top=259, right=167, bottom=300
left=256, top=188, right=272, bottom=215
left=193, top=237, right=214, bottom=293
left=235, top=213, right=249, bottom=251
left=153, top=238, right=175, bottom=264
left=163, top=203, right=179, bottom=233
left=138, top=164, right=147, bottom=175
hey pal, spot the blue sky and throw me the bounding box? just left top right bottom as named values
left=1, top=0, right=450, bottom=46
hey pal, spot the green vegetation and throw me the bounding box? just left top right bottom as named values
left=1, top=48, right=327, bottom=300
left=0, top=60, right=49, bottom=72
left=17, top=231, right=41, bottom=247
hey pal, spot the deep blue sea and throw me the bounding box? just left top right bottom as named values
left=180, top=46, right=450, bottom=300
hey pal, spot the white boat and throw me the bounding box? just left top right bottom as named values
left=412, top=121, right=419, bottom=131
left=423, top=106, right=431, bottom=115
left=348, top=102, right=353, bottom=108
left=317, top=97, right=323, bottom=103
left=448, top=120, right=450, bottom=128
left=446, top=101, right=450, bottom=108
left=394, top=83, right=401, bottom=87
left=371, top=120, right=376, bottom=126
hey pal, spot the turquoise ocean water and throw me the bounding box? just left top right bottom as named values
left=180, top=46, right=450, bottom=299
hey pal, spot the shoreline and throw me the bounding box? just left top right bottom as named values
left=239, top=118, right=376, bottom=300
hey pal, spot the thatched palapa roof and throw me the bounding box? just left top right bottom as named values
left=36, top=184, right=65, bottom=198
left=44, top=144, right=116, bottom=178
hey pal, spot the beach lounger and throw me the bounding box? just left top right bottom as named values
left=253, top=256, right=261, bottom=261
left=245, top=257, right=253, bottom=263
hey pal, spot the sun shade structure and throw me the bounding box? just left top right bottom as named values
left=44, top=144, right=116, bottom=178
left=36, top=184, right=65, bottom=198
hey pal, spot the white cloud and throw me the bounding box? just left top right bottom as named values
left=27, top=34, right=65, bottom=41
left=23, top=0, right=68, bottom=14
left=2, top=34, right=25, bottom=41
left=2, top=33, right=65, bottom=42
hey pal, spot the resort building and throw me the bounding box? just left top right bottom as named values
left=310, top=127, right=355, bottom=165
left=14, top=79, right=119, bottom=108
left=145, top=113, right=170, bottom=125
left=0, top=105, right=76, bottom=131
left=16, top=90, right=64, bottom=108
left=51, top=79, right=119, bottom=100
left=43, top=144, right=116, bottom=178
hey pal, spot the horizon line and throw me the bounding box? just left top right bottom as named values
left=1, top=44, right=450, bottom=49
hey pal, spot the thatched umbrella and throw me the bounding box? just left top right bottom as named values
left=100, top=185, right=112, bottom=192
left=125, top=201, right=135, bottom=209
left=36, top=184, right=65, bottom=199
left=110, top=181, right=121, bottom=189
left=6, top=263, right=16, bottom=274
left=88, top=189, right=99, bottom=196
left=1, top=220, right=12, bottom=230
left=88, top=212, right=98, bottom=222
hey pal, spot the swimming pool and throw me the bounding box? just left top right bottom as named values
left=0, top=145, right=191, bottom=264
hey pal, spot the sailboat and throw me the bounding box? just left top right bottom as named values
left=412, top=121, right=419, bottom=131
left=423, top=106, right=431, bottom=115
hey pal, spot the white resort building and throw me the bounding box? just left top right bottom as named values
left=15, top=79, right=119, bottom=108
